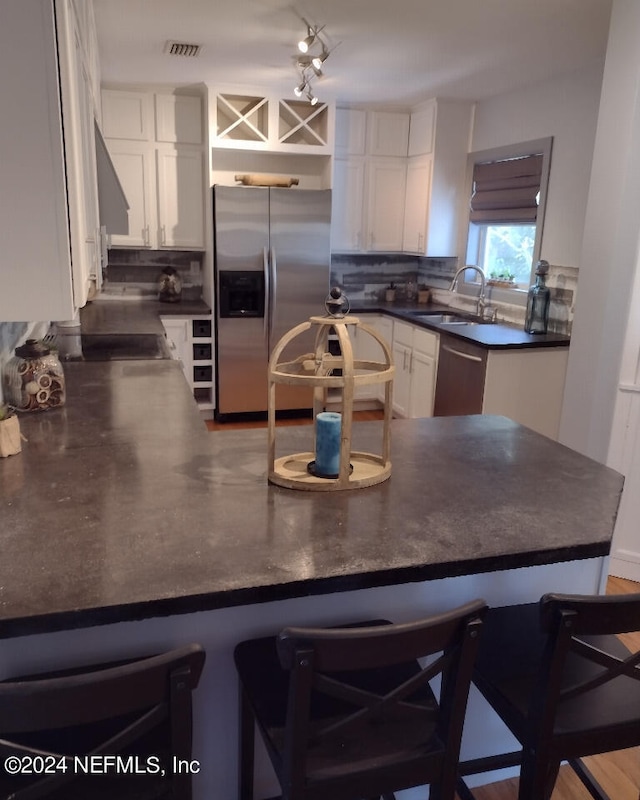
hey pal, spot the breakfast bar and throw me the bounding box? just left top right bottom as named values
left=0, top=360, right=624, bottom=798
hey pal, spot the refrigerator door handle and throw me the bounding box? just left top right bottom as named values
left=270, top=246, right=278, bottom=346
left=263, top=246, right=270, bottom=345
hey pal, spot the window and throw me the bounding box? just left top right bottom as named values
left=465, top=138, right=552, bottom=292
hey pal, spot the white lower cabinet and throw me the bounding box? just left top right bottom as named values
left=392, top=320, right=438, bottom=418
left=483, top=348, right=569, bottom=439
left=352, top=314, right=394, bottom=402
left=161, top=317, right=214, bottom=417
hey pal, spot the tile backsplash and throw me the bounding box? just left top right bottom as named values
left=330, top=254, right=458, bottom=302
left=105, top=249, right=204, bottom=299
left=331, top=254, right=576, bottom=335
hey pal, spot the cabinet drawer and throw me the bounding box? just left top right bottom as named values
left=192, top=319, right=212, bottom=338
left=193, top=365, right=213, bottom=383
left=413, top=327, right=438, bottom=357
left=193, top=342, right=212, bottom=360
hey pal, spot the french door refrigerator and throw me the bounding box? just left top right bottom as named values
left=213, top=185, right=332, bottom=418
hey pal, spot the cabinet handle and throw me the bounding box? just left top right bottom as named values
left=143, top=225, right=150, bottom=246
left=441, top=344, right=483, bottom=363
left=409, top=351, right=414, bottom=373
left=161, top=225, right=166, bottom=245
left=403, top=350, right=407, bottom=371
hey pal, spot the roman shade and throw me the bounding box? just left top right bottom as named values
left=470, top=154, right=543, bottom=224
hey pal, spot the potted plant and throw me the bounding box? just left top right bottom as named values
left=487, top=270, right=516, bottom=288
left=418, top=284, right=431, bottom=304
left=0, top=404, right=22, bottom=457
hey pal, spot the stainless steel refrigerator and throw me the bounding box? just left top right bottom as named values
left=213, top=185, right=332, bottom=418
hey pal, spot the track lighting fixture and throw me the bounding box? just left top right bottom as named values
left=291, top=18, right=338, bottom=104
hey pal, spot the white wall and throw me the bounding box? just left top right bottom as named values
left=471, top=62, right=605, bottom=269
left=560, top=0, right=640, bottom=465
left=570, top=0, right=640, bottom=580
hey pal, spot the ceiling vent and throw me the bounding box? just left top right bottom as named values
left=165, top=41, right=202, bottom=57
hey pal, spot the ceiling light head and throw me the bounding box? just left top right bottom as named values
left=311, top=49, right=328, bottom=71
left=298, top=28, right=315, bottom=53
left=294, top=80, right=307, bottom=97
left=306, top=89, right=318, bottom=106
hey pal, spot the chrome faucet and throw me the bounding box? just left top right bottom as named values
left=449, top=265, right=488, bottom=318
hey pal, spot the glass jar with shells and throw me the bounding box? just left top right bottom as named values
left=3, top=339, right=66, bottom=412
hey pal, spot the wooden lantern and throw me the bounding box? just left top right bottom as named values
left=267, top=309, right=394, bottom=491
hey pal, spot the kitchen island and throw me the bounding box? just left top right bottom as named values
left=0, top=360, right=623, bottom=798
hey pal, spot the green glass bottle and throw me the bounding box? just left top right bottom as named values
left=524, top=260, right=551, bottom=334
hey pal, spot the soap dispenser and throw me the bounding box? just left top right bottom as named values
left=524, top=260, right=551, bottom=334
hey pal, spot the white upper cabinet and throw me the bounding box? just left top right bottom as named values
left=101, top=90, right=152, bottom=140
left=402, top=155, right=433, bottom=254
left=331, top=158, right=366, bottom=251
left=0, top=0, right=100, bottom=322
left=334, top=108, right=367, bottom=156
left=102, top=88, right=206, bottom=250
left=408, top=103, right=436, bottom=156
left=403, top=99, right=473, bottom=257
left=156, top=147, right=205, bottom=248
left=332, top=109, right=410, bottom=253
left=106, top=142, right=154, bottom=248
left=332, top=100, right=472, bottom=258
left=367, top=112, right=410, bottom=157
left=155, top=95, right=203, bottom=144
left=366, top=159, right=407, bottom=252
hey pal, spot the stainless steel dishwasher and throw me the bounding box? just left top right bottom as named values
left=433, top=333, right=488, bottom=416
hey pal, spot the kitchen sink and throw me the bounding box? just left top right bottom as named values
left=410, top=311, right=491, bottom=325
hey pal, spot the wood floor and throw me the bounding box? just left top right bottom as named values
left=206, top=415, right=639, bottom=798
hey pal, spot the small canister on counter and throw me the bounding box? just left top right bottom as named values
left=3, top=339, right=66, bottom=412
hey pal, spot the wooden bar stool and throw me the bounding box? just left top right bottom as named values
left=457, top=592, right=640, bottom=800
left=234, top=599, right=487, bottom=800
left=0, top=643, right=205, bottom=800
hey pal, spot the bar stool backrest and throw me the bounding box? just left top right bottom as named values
left=532, top=592, right=640, bottom=753
left=274, top=599, right=487, bottom=800
left=0, top=643, right=206, bottom=800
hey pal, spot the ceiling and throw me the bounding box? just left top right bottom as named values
left=93, top=0, right=613, bottom=108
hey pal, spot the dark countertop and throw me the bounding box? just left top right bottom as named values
left=0, top=359, right=622, bottom=639
left=350, top=300, right=571, bottom=350
left=79, top=294, right=211, bottom=336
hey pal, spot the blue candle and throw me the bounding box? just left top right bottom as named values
left=315, top=412, right=342, bottom=477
